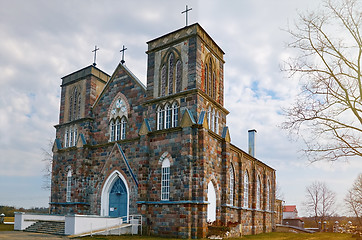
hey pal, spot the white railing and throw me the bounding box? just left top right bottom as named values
left=14, top=212, right=142, bottom=237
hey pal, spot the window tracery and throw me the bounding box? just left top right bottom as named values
left=159, top=50, right=182, bottom=97
left=157, top=102, right=179, bottom=130
left=109, top=98, right=128, bottom=142
left=64, top=125, right=77, bottom=148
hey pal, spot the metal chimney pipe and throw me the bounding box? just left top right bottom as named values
left=248, top=129, right=257, bottom=157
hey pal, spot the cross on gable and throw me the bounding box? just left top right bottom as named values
left=92, top=45, right=100, bottom=67
left=120, top=45, right=127, bottom=64
left=181, top=5, right=192, bottom=27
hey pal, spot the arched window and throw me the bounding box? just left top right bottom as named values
left=204, top=64, right=208, bottom=92
left=267, top=180, right=271, bottom=211
left=211, top=109, right=215, bottom=132
left=73, top=88, right=78, bottom=120
left=69, top=126, right=74, bottom=146
left=66, top=170, right=72, bottom=202
left=161, top=65, right=166, bottom=97
left=121, top=117, right=127, bottom=140
left=208, top=59, right=212, bottom=96
left=244, top=171, right=249, bottom=208
left=157, top=106, right=164, bottom=130
left=69, top=96, right=73, bottom=121
left=257, top=175, right=261, bottom=209
left=78, top=95, right=81, bottom=119
left=160, top=51, right=182, bottom=97
left=115, top=118, right=121, bottom=141
left=176, top=60, right=182, bottom=92
left=168, top=53, right=174, bottom=95
left=109, top=98, right=128, bottom=141
left=165, top=104, right=172, bottom=129
left=229, top=166, right=235, bottom=206
left=172, top=102, right=179, bottom=127
left=215, top=112, right=219, bottom=135
left=207, top=106, right=211, bottom=129
left=161, top=158, right=170, bottom=201
left=64, top=129, right=69, bottom=148
left=73, top=127, right=77, bottom=146
left=110, top=119, right=115, bottom=142
left=212, top=72, right=216, bottom=99
left=64, top=126, right=77, bottom=148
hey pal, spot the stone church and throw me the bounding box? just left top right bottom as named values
left=50, top=23, right=276, bottom=238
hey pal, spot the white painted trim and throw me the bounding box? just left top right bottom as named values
left=100, top=170, right=129, bottom=218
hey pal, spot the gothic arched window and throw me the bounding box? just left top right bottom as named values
left=257, top=175, right=261, bottom=209
left=121, top=117, right=127, bottom=140
left=244, top=170, right=249, bottom=208
left=172, top=102, right=179, bottom=128
left=66, top=170, right=72, bottom=202
left=176, top=60, right=182, bottom=92
left=229, top=165, right=235, bottom=206
left=267, top=179, right=271, bottom=211
left=215, top=112, right=219, bottom=135
left=64, top=126, right=77, bottom=148
left=110, top=119, right=115, bottom=142
left=161, top=65, right=166, bottom=97
left=168, top=53, right=174, bottom=95
left=207, top=106, right=211, bottom=129
left=160, top=51, right=182, bottom=97
left=165, top=104, right=172, bottom=129
left=211, top=109, right=215, bottom=132
left=208, top=59, right=212, bottom=96
left=157, top=106, right=164, bottom=130
left=204, top=64, right=208, bottom=92
left=109, top=98, right=128, bottom=142
left=161, top=158, right=170, bottom=201
left=78, top=95, right=81, bottom=119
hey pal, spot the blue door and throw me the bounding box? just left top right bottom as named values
left=109, top=178, right=127, bottom=217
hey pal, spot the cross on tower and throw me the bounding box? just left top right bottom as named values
left=92, top=45, right=99, bottom=67
left=181, top=5, right=192, bottom=27
left=120, top=45, right=127, bottom=64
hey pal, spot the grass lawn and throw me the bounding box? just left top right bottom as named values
left=79, top=232, right=352, bottom=240
left=0, top=224, right=13, bottom=231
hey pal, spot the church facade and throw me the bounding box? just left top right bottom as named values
left=50, top=23, right=276, bottom=238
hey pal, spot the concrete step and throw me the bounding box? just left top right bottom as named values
left=25, top=221, right=65, bottom=235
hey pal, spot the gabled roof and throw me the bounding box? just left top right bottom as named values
left=92, top=63, right=146, bottom=108
left=283, top=205, right=297, bottom=212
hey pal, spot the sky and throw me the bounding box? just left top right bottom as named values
left=0, top=0, right=361, bottom=217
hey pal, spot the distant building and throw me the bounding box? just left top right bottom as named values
left=282, top=205, right=304, bottom=228
left=283, top=205, right=298, bottom=219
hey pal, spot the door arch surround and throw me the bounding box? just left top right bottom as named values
left=100, top=170, right=129, bottom=217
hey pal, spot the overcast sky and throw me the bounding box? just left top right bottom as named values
left=0, top=0, right=361, bottom=216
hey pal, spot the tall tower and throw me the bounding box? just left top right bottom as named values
left=145, top=23, right=228, bottom=133
left=51, top=65, right=110, bottom=214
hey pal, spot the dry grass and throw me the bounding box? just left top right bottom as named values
left=79, top=232, right=352, bottom=240
left=0, top=224, right=13, bottom=231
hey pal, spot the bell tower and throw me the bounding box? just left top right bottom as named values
left=145, top=23, right=227, bottom=133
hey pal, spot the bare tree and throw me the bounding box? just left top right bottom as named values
left=304, top=181, right=336, bottom=225
left=345, top=173, right=362, bottom=227
left=41, top=140, right=54, bottom=190
left=282, top=0, right=362, bottom=162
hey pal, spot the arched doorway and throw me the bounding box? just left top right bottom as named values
left=101, top=170, right=129, bottom=217
left=207, top=181, right=216, bottom=223
left=109, top=178, right=127, bottom=217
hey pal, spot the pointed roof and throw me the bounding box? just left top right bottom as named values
left=92, top=63, right=146, bottom=108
